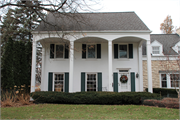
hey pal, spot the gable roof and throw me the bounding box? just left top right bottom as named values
left=35, top=12, right=150, bottom=31
left=142, top=34, right=180, bottom=55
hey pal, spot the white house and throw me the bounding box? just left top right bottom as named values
left=31, top=12, right=153, bottom=93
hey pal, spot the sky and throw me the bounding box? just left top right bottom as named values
left=98, top=0, right=180, bottom=34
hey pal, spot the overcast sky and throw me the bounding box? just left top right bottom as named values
left=98, top=0, right=180, bottom=34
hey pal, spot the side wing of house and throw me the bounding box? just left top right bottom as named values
left=143, top=34, right=180, bottom=90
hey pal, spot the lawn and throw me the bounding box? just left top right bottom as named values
left=1, top=104, right=179, bottom=119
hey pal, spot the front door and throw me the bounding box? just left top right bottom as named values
left=118, top=73, right=131, bottom=92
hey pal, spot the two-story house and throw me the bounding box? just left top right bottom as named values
left=31, top=12, right=153, bottom=93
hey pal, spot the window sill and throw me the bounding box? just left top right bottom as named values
left=50, top=58, right=69, bottom=61
left=113, top=58, right=131, bottom=61
left=82, top=59, right=101, bottom=61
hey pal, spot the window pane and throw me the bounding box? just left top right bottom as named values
left=54, top=74, right=64, bottom=92
left=161, top=74, right=166, bottom=80
left=88, top=45, right=95, bottom=58
left=87, top=74, right=96, bottom=91
left=56, top=45, right=63, bottom=58
left=119, top=45, right=127, bottom=58
left=170, top=74, right=180, bottom=87
left=161, top=74, right=167, bottom=88
left=152, top=47, right=159, bottom=54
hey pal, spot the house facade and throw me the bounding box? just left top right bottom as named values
left=31, top=12, right=153, bottom=93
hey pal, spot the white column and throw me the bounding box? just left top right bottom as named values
left=146, top=40, right=153, bottom=93
left=138, top=46, right=143, bottom=91
left=41, top=44, right=45, bottom=91
left=108, top=41, right=113, bottom=91
left=69, top=41, right=74, bottom=92
left=31, top=40, right=37, bottom=93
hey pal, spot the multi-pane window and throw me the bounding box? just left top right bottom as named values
left=161, top=74, right=167, bottom=88
left=87, top=74, right=96, bottom=91
left=170, top=74, right=180, bottom=87
left=54, top=74, right=64, bottom=92
left=152, top=46, right=160, bottom=54
left=119, top=45, right=127, bottom=58
left=56, top=45, right=64, bottom=58
left=88, top=45, right=95, bottom=58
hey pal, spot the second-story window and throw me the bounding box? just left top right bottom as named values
left=119, top=44, right=127, bottom=58
left=87, top=45, right=96, bottom=58
left=152, top=46, right=160, bottom=54
left=56, top=45, right=64, bottom=58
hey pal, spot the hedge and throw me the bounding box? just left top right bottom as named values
left=31, top=91, right=160, bottom=105
left=145, top=88, right=178, bottom=97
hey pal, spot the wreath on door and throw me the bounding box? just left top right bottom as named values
left=120, top=75, right=128, bottom=83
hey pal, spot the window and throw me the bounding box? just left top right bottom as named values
left=50, top=44, right=69, bottom=59
left=152, top=46, right=160, bottom=54
left=178, top=46, right=180, bottom=54
left=87, top=74, right=97, bottom=91
left=160, top=73, right=180, bottom=88
left=87, top=45, right=96, bottom=58
left=170, top=74, right=180, bottom=87
left=54, top=74, right=64, bottom=92
left=119, top=45, right=127, bottom=58
left=56, top=45, right=64, bottom=58
left=161, top=74, right=167, bottom=88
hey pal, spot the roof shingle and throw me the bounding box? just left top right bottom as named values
left=142, top=34, right=180, bottom=55
left=35, top=12, right=150, bottom=31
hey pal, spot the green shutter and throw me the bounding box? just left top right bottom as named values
left=50, top=44, right=54, bottom=58
left=98, top=73, right=102, bottom=91
left=48, top=72, right=53, bottom=91
left=65, top=44, right=69, bottom=59
left=65, top=73, right=69, bottom=93
left=131, top=72, right=135, bottom=92
left=81, top=72, right=85, bottom=91
left=113, top=73, right=118, bottom=92
left=97, top=44, right=101, bottom=59
left=114, top=44, right=118, bottom=59
left=82, top=44, right=86, bottom=59
left=129, top=44, right=133, bottom=59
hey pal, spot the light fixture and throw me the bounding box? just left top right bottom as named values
left=136, top=73, right=139, bottom=78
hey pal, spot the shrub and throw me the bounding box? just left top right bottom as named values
left=145, top=88, right=178, bottom=97
left=143, top=97, right=179, bottom=109
left=31, top=91, right=160, bottom=105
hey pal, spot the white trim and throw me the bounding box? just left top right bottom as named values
left=172, top=41, right=180, bottom=54
left=151, top=40, right=163, bottom=56
left=142, top=55, right=179, bottom=60
left=32, top=30, right=152, bottom=34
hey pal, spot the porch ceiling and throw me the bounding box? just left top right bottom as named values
left=75, top=37, right=108, bottom=43
left=39, top=38, right=70, bottom=43
left=113, top=37, right=142, bottom=43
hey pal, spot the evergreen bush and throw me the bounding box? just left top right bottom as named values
left=31, top=91, right=160, bottom=104
left=145, top=88, right=178, bottom=97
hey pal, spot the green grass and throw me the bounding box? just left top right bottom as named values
left=1, top=104, right=179, bottom=119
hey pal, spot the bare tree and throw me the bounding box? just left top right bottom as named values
left=160, top=15, right=174, bottom=34
left=159, top=55, right=180, bottom=98
left=0, top=0, right=100, bottom=84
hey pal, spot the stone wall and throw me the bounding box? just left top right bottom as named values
left=143, top=60, right=179, bottom=90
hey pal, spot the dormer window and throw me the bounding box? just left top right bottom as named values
left=178, top=46, right=180, bottom=54
left=152, top=46, right=160, bottom=54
